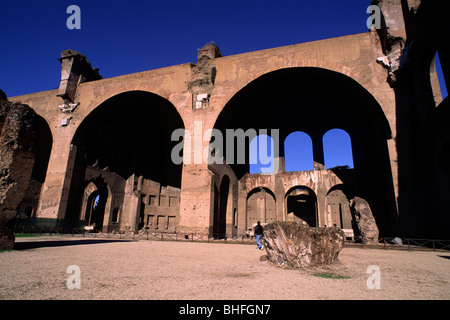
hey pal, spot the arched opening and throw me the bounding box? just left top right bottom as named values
left=215, top=67, right=391, bottom=177
left=284, top=131, right=314, bottom=172
left=17, top=114, right=52, bottom=221
left=323, top=129, right=354, bottom=169
left=214, top=67, right=395, bottom=235
left=24, top=206, right=33, bottom=218
left=325, top=185, right=353, bottom=229
left=249, top=135, right=275, bottom=174
left=66, top=91, right=184, bottom=231
left=82, top=179, right=108, bottom=231
left=213, top=175, right=230, bottom=238
left=71, top=91, right=184, bottom=183
left=285, top=186, right=317, bottom=227
left=31, top=115, right=53, bottom=184
left=85, top=192, right=99, bottom=227
left=246, top=187, right=276, bottom=231
left=112, top=207, right=120, bottom=224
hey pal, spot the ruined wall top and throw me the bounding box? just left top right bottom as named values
left=197, top=42, right=222, bottom=61
left=57, top=49, right=102, bottom=108
left=372, top=0, right=407, bottom=40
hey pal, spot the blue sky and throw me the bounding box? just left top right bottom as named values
left=250, top=129, right=354, bottom=174
left=0, top=0, right=375, bottom=97
left=0, top=1, right=446, bottom=98
left=0, top=1, right=446, bottom=173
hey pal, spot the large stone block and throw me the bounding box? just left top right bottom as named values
left=349, top=197, right=379, bottom=244
left=263, top=221, right=346, bottom=268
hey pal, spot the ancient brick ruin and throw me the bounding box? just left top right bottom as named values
left=1, top=0, right=449, bottom=249
left=0, top=92, right=38, bottom=249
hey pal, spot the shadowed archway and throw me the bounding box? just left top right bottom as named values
left=213, top=67, right=396, bottom=235
left=64, top=91, right=185, bottom=226
left=285, top=186, right=317, bottom=227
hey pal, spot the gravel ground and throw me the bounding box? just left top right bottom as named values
left=0, top=236, right=449, bottom=300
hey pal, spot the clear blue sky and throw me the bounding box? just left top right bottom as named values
left=0, top=0, right=375, bottom=98
left=250, top=129, right=354, bottom=174
left=0, top=1, right=446, bottom=97
left=0, top=1, right=446, bottom=172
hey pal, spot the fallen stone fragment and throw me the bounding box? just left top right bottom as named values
left=263, top=221, right=345, bottom=268
left=349, top=196, right=379, bottom=244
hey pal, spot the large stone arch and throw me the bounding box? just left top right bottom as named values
left=210, top=66, right=396, bottom=235
left=246, top=187, right=277, bottom=231
left=79, top=178, right=110, bottom=232
left=208, top=32, right=395, bottom=133
left=284, top=131, right=314, bottom=172
left=325, top=184, right=354, bottom=230
left=61, top=90, right=185, bottom=231
left=322, top=128, right=354, bottom=170
left=72, top=89, right=186, bottom=141
left=19, top=114, right=53, bottom=222
left=285, top=185, right=318, bottom=227
left=212, top=67, right=392, bottom=167
left=211, top=174, right=230, bottom=238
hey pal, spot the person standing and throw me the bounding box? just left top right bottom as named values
left=254, top=221, right=264, bottom=250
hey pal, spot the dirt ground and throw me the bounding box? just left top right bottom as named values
left=0, top=236, right=449, bottom=300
